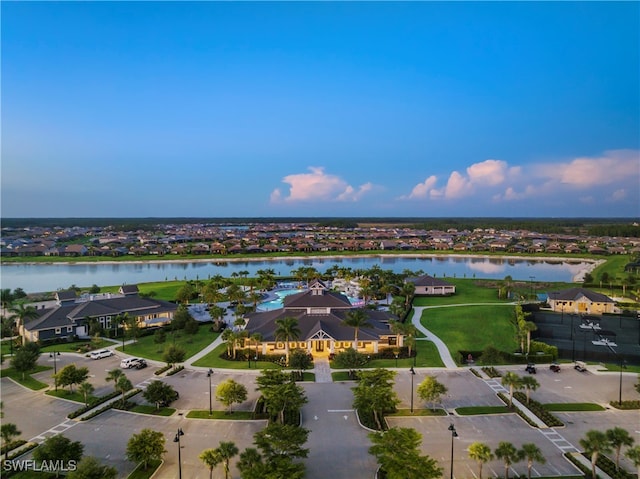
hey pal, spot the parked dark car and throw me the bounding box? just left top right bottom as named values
left=549, top=363, right=561, bottom=373
left=133, top=359, right=148, bottom=369
left=525, top=363, right=537, bottom=374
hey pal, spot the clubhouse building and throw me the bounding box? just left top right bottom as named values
left=244, top=280, right=401, bottom=357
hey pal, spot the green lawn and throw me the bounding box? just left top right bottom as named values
left=128, top=404, right=176, bottom=416
left=1, top=365, right=51, bottom=390
left=127, top=459, right=162, bottom=479
left=39, top=339, right=112, bottom=354
left=390, top=408, right=447, bottom=417
left=115, top=324, right=218, bottom=362
left=456, top=405, right=512, bottom=415
left=420, top=304, right=518, bottom=363
left=413, top=278, right=514, bottom=306
left=186, top=410, right=256, bottom=419
left=543, top=403, right=606, bottom=412
left=191, top=343, right=282, bottom=369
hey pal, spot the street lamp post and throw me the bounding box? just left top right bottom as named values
left=619, top=359, right=627, bottom=404
left=207, top=369, right=214, bottom=415
left=409, top=367, right=416, bottom=413
left=173, top=428, right=185, bottom=479
left=395, top=353, right=398, bottom=368
left=50, top=351, right=60, bottom=391
left=448, top=423, right=458, bottom=479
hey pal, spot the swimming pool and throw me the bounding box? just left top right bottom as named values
left=258, top=288, right=361, bottom=311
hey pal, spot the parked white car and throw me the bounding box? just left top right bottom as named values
left=90, top=349, right=114, bottom=360
left=120, top=357, right=141, bottom=369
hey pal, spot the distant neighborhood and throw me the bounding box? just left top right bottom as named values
left=2, top=221, right=639, bottom=258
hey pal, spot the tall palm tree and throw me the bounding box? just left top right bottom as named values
left=77, top=381, right=95, bottom=407
left=215, top=441, right=239, bottom=479
left=501, top=372, right=522, bottom=407
left=522, top=321, right=537, bottom=354
left=468, top=442, right=494, bottom=479
left=580, top=430, right=612, bottom=479
left=626, top=445, right=640, bottom=478
left=115, top=375, right=133, bottom=406
left=199, top=448, right=219, bottom=479
left=105, top=369, right=124, bottom=393
left=251, top=332, right=263, bottom=362
left=606, top=427, right=634, bottom=470
left=520, top=375, right=540, bottom=405
left=344, top=309, right=370, bottom=350
left=520, top=443, right=546, bottom=479
left=400, top=282, right=416, bottom=309
left=9, top=304, right=39, bottom=344
left=275, top=316, right=300, bottom=366
left=495, top=441, right=522, bottom=479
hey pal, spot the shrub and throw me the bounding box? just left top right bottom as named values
left=513, top=392, right=563, bottom=427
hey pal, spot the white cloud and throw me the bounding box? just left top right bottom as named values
left=401, top=149, right=639, bottom=208
left=270, top=167, right=375, bottom=204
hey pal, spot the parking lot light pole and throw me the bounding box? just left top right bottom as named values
left=619, top=359, right=626, bottom=404
left=207, top=369, right=214, bottom=415
left=173, top=428, right=184, bottom=479
left=50, top=351, right=60, bottom=391
left=448, top=423, right=458, bottom=479
left=409, top=367, right=416, bottom=413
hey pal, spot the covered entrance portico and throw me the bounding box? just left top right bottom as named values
left=309, top=331, right=335, bottom=357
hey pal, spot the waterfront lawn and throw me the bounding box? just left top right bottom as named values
left=420, top=304, right=518, bottom=363
left=412, top=278, right=513, bottom=306
left=116, top=324, right=218, bottom=362
left=1, top=365, right=51, bottom=390
left=191, top=343, right=281, bottom=369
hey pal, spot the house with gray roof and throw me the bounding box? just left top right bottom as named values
left=245, top=280, right=400, bottom=358
left=406, top=274, right=456, bottom=296
left=547, top=287, right=615, bottom=315
left=20, top=287, right=177, bottom=343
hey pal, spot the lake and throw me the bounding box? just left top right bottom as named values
left=0, top=255, right=594, bottom=293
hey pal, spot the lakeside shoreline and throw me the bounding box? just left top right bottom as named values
left=1, top=252, right=603, bottom=284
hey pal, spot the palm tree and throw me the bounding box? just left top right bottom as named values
left=501, top=372, right=522, bottom=407
left=275, top=316, right=300, bottom=366
left=522, top=321, right=537, bottom=354
left=77, top=381, right=95, bottom=407
left=251, top=332, right=263, bottom=362
left=520, top=375, right=539, bottom=405
left=625, top=445, right=640, bottom=478
left=400, top=282, right=416, bottom=309
left=9, top=304, right=39, bottom=344
left=344, top=309, right=370, bottom=350
left=580, top=430, right=613, bottom=479
left=215, top=441, right=239, bottom=479
left=520, top=443, right=546, bottom=479
left=606, top=427, right=634, bottom=470
left=105, top=369, right=124, bottom=393
left=115, top=375, right=133, bottom=406
left=495, top=441, right=522, bottom=479
left=199, top=449, right=219, bottom=479
left=468, top=442, right=494, bottom=479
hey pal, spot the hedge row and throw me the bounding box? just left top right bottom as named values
left=513, top=392, right=563, bottom=427
left=67, top=390, right=120, bottom=419
left=481, top=366, right=502, bottom=378
left=497, top=392, right=539, bottom=428
left=591, top=452, right=636, bottom=479
left=80, top=389, right=142, bottom=421
left=609, top=400, right=640, bottom=410
left=166, top=365, right=185, bottom=376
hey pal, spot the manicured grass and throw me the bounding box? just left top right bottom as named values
left=596, top=362, right=640, bottom=374
left=413, top=278, right=514, bottom=306
left=39, top=339, right=112, bottom=354
left=186, top=410, right=255, bottom=420
left=543, top=403, right=606, bottom=412
left=191, top=343, right=281, bottom=369
left=128, top=404, right=176, bottom=416
left=1, top=365, right=51, bottom=390
left=456, top=405, right=511, bottom=415
left=115, top=324, right=218, bottom=362
left=332, top=371, right=356, bottom=381
left=390, top=408, right=447, bottom=417
left=127, top=459, right=162, bottom=479
left=46, top=389, right=96, bottom=404
left=138, top=281, right=184, bottom=302
left=420, top=304, right=518, bottom=363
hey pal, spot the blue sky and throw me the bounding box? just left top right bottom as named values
left=2, top=1, right=638, bottom=218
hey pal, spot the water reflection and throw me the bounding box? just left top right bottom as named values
left=0, top=255, right=595, bottom=293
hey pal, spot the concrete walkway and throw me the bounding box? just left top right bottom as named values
left=411, top=306, right=458, bottom=368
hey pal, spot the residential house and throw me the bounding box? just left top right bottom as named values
left=406, top=275, right=456, bottom=296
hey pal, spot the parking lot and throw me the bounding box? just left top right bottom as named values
left=3, top=354, right=639, bottom=478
